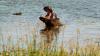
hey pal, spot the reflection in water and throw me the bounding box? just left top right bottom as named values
left=40, top=25, right=61, bottom=48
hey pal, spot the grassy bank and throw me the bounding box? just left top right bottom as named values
left=0, top=28, right=100, bottom=56
left=0, top=35, right=100, bottom=56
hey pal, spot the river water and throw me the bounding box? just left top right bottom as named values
left=0, top=0, right=100, bottom=50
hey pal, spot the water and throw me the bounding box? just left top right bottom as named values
left=0, top=0, right=100, bottom=50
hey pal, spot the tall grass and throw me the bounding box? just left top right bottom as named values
left=0, top=28, right=100, bottom=56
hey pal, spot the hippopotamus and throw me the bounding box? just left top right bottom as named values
left=39, top=17, right=62, bottom=31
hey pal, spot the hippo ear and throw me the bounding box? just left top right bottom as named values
left=39, top=17, right=43, bottom=20
left=39, top=17, right=46, bottom=23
